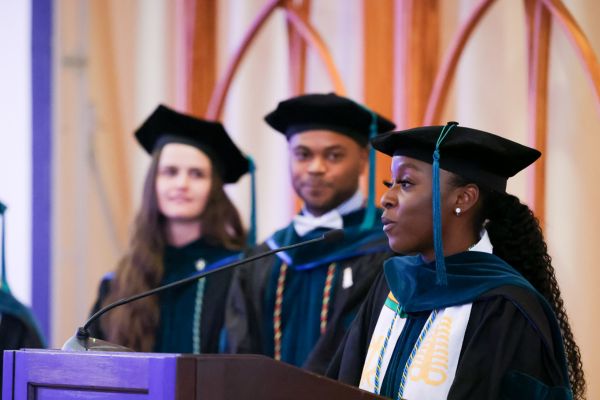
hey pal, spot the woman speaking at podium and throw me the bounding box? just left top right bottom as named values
left=89, top=105, right=252, bottom=354
left=327, top=123, right=585, bottom=399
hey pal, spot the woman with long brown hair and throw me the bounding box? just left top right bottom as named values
left=89, top=105, right=251, bottom=353
left=327, top=123, right=585, bottom=399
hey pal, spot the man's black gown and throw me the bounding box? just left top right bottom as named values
left=226, top=208, right=393, bottom=373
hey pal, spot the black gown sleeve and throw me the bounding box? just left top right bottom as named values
left=86, top=276, right=112, bottom=340
left=325, top=271, right=390, bottom=385
left=0, top=313, right=45, bottom=392
left=449, top=286, right=570, bottom=400
left=0, top=313, right=44, bottom=349
left=200, top=268, right=235, bottom=354
left=303, top=250, right=393, bottom=374
left=224, top=244, right=272, bottom=354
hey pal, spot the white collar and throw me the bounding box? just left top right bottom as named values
left=469, top=229, right=493, bottom=253
left=301, top=190, right=364, bottom=218
left=294, top=190, right=364, bottom=237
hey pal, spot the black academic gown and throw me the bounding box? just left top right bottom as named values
left=226, top=208, right=393, bottom=373
left=89, top=238, right=240, bottom=353
left=0, top=293, right=45, bottom=392
left=328, top=262, right=571, bottom=400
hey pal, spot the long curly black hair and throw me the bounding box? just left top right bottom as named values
left=470, top=185, right=586, bottom=399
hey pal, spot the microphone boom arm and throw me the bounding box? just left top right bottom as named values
left=82, top=233, right=334, bottom=334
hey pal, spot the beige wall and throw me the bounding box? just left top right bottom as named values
left=53, top=0, right=173, bottom=347
left=0, top=0, right=32, bottom=305
left=546, top=0, right=600, bottom=394
left=451, top=1, right=600, bottom=396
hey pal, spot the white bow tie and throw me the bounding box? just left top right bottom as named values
left=293, top=211, right=344, bottom=237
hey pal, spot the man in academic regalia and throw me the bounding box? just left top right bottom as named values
left=0, top=201, right=45, bottom=391
left=226, top=93, right=396, bottom=373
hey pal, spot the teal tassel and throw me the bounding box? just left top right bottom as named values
left=247, top=157, right=257, bottom=246
left=0, top=201, right=9, bottom=293
left=360, top=109, right=379, bottom=231
left=432, top=150, right=446, bottom=285
left=432, top=122, right=457, bottom=286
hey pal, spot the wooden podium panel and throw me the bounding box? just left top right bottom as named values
left=3, top=349, right=383, bottom=400
left=2, top=349, right=191, bottom=400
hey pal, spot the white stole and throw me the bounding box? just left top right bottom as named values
left=360, top=294, right=472, bottom=399
left=360, top=230, right=493, bottom=398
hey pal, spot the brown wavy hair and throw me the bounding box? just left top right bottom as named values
left=101, top=148, right=247, bottom=351
left=451, top=176, right=586, bottom=399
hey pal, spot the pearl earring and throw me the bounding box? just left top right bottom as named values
left=454, top=207, right=462, bottom=216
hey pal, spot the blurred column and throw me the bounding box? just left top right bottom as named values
left=363, top=0, right=395, bottom=203
left=187, top=0, right=217, bottom=116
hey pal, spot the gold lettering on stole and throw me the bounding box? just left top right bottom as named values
left=408, top=316, right=452, bottom=386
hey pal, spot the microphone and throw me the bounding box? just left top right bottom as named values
left=62, top=229, right=345, bottom=351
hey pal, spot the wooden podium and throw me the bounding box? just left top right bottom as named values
left=3, top=349, right=384, bottom=399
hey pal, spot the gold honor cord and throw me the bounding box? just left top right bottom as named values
left=273, top=262, right=337, bottom=361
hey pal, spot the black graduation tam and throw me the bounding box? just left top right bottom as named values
left=264, top=93, right=396, bottom=146
left=135, top=105, right=249, bottom=183
left=371, top=123, right=541, bottom=192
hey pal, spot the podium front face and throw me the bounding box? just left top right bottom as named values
left=3, top=350, right=194, bottom=400
left=3, top=350, right=383, bottom=400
